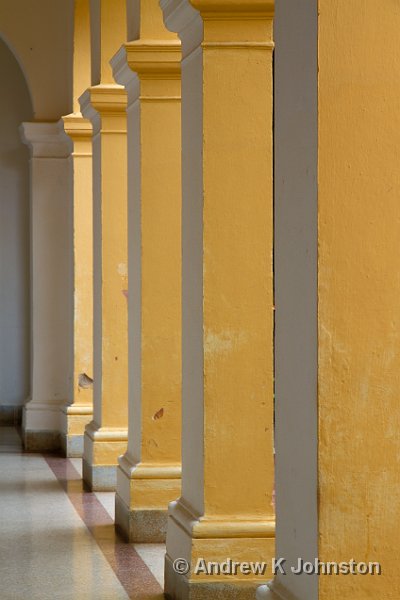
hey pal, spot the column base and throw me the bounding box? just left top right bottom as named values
left=165, top=555, right=263, bottom=600
left=82, top=423, right=128, bottom=491
left=164, top=499, right=275, bottom=600
left=114, top=454, right=181, bottom=542
left=61, top=434, right=84, bottom=457
left=0, top=405, right=22, bottom=425
left=82, top=458, right=118, bottom=491
left=23, top=430, right=61, bottom=452
left=115, top=493, right=168, bottom=542
left=23, top=399, right=64, bottom=451
left=60, top=404, right=93, bottom=457
left=22, top=399, right=63, bottom=452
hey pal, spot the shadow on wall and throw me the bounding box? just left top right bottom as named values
left=0, top=37, right=33, bottom=414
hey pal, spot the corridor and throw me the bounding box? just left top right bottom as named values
left=1, top=0, right=399, bottom=598
left=0, top=428, right=165, bottom=599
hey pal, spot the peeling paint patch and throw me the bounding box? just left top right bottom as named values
left=118, top=263, right=128, bottom=277
left=122, top=289, right=128, bottom=300
left=78, top=373, right=93, bottom=389
left=204, top=330, right=248, bottom=356
left=152, top=408, right=164, bottom=421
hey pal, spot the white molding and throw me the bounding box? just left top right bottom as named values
left=160, top=0, right=203, bottom=56
left=20, top=122, right=72, bottom=158
left=256, top=584, right=278, bottom=600
left=85, top=420, right=128, bottom=442
left=60, top=404, right=93, bottom=416
left=257, top=581, right=302, bottom=600
left=25, top=400, right=65, bottom=412
left=79, top=89, right=101, bottom=136
left=267, top=581, right=301, bottom=600
left=110, top=45, right=140, bottom=108
left=24, top=399, right=65, bottom=430
left=168, top=498, right=275, bottom=539
left=118, top=453, right=182, bottom=479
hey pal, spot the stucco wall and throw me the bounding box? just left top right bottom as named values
left=318, top=2, right=400, bottom=598
left=0, top=38, right=33, bottom=407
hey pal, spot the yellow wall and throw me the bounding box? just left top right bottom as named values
left=319, top=1, right=400, bottom=597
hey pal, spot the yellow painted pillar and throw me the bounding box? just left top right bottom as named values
left=111, top=0, right=182, bottom=542
left=318, top=2, right=400, bottom=599
left=79, top=0, right=129, bottom=490
left=161, top=1, right=275, bottom=597
left=60, top=0, right=94, bottom=457
left=60, top=115, right=93, bottom=457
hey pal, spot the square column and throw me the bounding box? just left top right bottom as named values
left=161, top=1, right=275, bottom=598
left=111, top=0, right=182, bottom=543
left=20, top=122, right=73, bottom=451
left=60, top=114, right=94, bottom=457
left=80, top=85, right=128, bottom=490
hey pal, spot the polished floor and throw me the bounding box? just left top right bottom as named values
left=0, top=427, right=165, bottom=600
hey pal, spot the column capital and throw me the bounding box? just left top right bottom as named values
left=125, top=39, right=181, bottom=80
left=62, top=113, right=93, bottom=158
left=62, top=112, right=93, bottom=141
left=20, top=121, right=72, bottom=158
left=192, top=0, right=274, bottom=46
left=86, top=85, right=128, bottom=115
left=79, top=85, right=127, bottom=134
left=190, top=0, right=274, bottom=18
left=111, top=40, right=181, bottom=105
left=160, top=0, right=273, bottom=54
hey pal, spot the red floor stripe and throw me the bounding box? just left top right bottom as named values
left=45, top=456, right=164, bottom=600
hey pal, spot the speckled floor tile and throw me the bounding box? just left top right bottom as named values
left=0, top=433, right=164, bottom=600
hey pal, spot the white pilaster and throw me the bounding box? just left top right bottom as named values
left=20, top=122, right=73, bottom=451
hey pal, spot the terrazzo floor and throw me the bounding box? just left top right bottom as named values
left=0, top=427, right=165, bottom=600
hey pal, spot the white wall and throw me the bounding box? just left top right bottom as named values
left=0, top=38, right=33, bottom=407
left=274, top=1, right=319, bottom=599
left=0, top=0, right=73, bottom=119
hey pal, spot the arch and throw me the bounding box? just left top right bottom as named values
left=0, top=37, right=33, bottom=415
left=0, top=0, right=74, bottom=120
left=0, top=33, right=34, bottom=112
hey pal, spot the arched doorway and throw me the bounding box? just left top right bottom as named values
left=0, top=37, right=33, bottom=424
